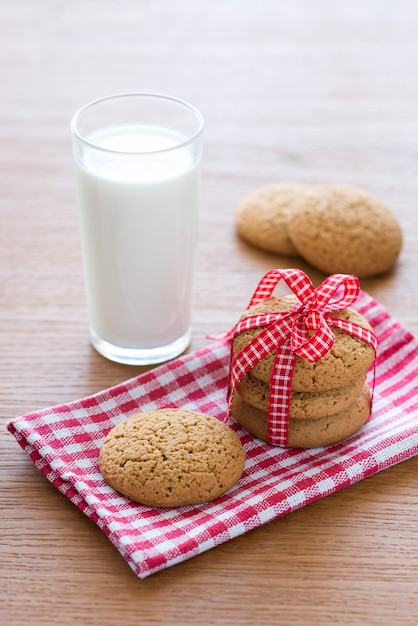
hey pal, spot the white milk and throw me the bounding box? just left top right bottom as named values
left=76, top=124, right=201, bottom=356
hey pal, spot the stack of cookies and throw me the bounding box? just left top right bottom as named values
left=230, top=295, right=376, bottom=448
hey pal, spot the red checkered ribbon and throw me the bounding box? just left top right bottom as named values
left=227, top=268, right=378, bottom=446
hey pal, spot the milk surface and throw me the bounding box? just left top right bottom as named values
left=76, top=124, right=200, bottom=350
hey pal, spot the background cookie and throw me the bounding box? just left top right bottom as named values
left=99, top=409, right=245, bottom=508
left=286, top=184, right=403, bottom=276
left=232, top=295, right=376, bottom=392
left=236, top=182, right=310, bottom=255
left=231, top=383, right=371, bottom=448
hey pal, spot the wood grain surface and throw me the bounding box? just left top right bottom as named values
left=1, top=1, right=418, bottom=624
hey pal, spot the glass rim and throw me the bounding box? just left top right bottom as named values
left=70, top=92, right=205, bottom=156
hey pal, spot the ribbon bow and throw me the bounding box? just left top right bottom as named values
left=227, top=268, right=377, bottom=446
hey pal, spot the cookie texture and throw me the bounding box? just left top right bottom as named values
left=232, top=295, right=376, bottom=392
left=286, top=184, right=403, bottom=276
left=231, top=383, right=372, bottom=448
left=99, top=409, right=245, bottom=508
left=236, top=371, right=366, bottom=419
left=236, top=183, right=310, bottom=256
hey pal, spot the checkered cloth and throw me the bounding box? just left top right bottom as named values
left=6, top=291, right=418, bottom=578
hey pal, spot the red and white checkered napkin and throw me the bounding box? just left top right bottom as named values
left=6, top=291, right=418, bottom=578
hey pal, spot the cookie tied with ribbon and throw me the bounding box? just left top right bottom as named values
left=227, top=268, right=377, bottom=447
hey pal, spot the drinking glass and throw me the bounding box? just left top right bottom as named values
left=71, top=93, right=204, bottom=365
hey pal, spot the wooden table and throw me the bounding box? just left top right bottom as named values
left=2, top=1, right=418, bottom=623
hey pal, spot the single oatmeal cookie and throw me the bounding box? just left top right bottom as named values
left=236, top=371, right=366, bottom=419
left=236, top=182, right=310, bottom=256
left=232, top=295, right=376, bottom=392
left=99, top=409, right=245, bottom=508
left=286, top=184, right=403, bottom=276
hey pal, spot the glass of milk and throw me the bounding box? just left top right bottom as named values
left=71, top=93, right=204, bottom=365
